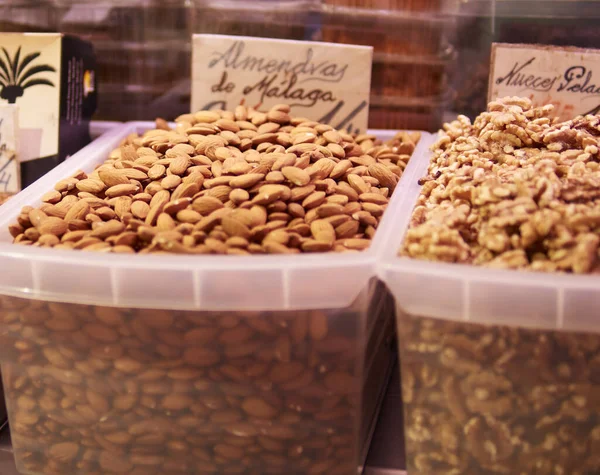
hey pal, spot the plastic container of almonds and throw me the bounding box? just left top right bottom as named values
left=0, top=120, right=433, bottom=475
left=378, top=113, right=600, bottom=473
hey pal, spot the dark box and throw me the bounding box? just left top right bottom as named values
left=0, top=33, right=97, bottom=191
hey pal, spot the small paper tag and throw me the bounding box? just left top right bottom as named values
left=0, top=105, right=20, bottom=195
left=489, top=43, right=600, bottom=121
left=192, top=34, right=373, bottom=134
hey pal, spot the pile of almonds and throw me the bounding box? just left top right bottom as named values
left=9, top=105, right=419, bottom=255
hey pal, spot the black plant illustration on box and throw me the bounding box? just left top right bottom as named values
left=0, top=46, right=55, bottom=104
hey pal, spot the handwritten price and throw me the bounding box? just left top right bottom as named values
left=0, top=170, right=11, bottom=192
left=0, top=150, right=14, bottom=193
left=317, top=100, right=367, bottom=136
left=0, top=116, right=17, bottom=193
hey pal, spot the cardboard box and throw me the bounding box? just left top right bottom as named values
left=0, top=33, right=96, bottom=193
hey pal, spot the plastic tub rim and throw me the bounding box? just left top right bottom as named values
left=0, top=122, right=432, bottom=312
left=377, top=132, right=600, bottom=333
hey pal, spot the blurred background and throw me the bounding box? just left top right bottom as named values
left=2, top=0, right=599, bottom=131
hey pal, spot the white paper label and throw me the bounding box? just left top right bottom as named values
left=0, top=105, right=20, bottom=194
left=489, top=43, right=600, bottom=121
left=192, top=35, right=373, bottom=134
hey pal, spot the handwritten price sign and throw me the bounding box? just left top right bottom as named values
left=192, top=35, right=373, bottom=134
left=0, top=105, right=19, bottom=195
left=489, top=43, right=600, bottom=122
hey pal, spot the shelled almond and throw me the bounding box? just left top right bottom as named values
left=9, top=105, right=420, bottom=255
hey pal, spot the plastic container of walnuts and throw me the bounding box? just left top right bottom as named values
left=0, top=118, right=433, bottom=475
left=378, top=99, right=600, bottom=474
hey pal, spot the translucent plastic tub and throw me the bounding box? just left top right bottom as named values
left=0, top=122, right=433, bottom=475
left=378, top=137, right=600, bottom=474
left=0, top=121, right=118, bottom=433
